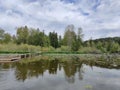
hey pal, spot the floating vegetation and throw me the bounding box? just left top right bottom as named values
left=19, top=54, right=120, bottom=69
left=85, top=85, right=93, bottom=90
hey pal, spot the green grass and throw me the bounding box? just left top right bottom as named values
left=41, top=51, right=85, bottom=54
left=0, top=51, right=30, bottom=54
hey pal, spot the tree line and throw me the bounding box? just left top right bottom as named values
left=84, top=37, right=120, bottom=53
left=0, top=24, right=120, bottom=53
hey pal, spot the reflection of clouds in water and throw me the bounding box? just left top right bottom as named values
left=91, top=78, right=120, bottom=90
left=83, top=66, right=120, bottom=90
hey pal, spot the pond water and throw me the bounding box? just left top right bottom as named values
left=0, top=55, right=120, bottom=90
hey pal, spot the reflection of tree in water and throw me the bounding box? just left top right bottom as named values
left=0, top=63, right=11, bottom=69
left=14, top=60, right=48, bottom=81
left=27, top=61, right=45, bottom=77
left=62, top=59, right=84, bottom=83
left=48, top=59, right=59, bottom=74
left=14, top=59, right=59, bottom=81
left=12, top=58, right=84, bottom=82
left=15, top=63, right=27, bottom=82
left=63, top=61, right=76, bottom=83
left=78, top=61, right=84, bottom=80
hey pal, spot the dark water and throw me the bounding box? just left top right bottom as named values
left=0, top=56, right=120, bottom=90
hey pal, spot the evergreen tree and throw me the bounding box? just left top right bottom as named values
left=49, top=31, right=58, bottom=48
left=58, top=35, right=62, bottom=47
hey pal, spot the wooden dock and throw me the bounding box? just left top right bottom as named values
left=0, top=52, right=41, bottom=62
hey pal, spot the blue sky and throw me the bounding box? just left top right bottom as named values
left=0, top=0, right=120, bottom=40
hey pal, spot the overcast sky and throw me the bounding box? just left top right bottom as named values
left=0, top=0, right=120, bottom=40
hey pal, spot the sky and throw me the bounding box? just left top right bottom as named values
left=0, top=0, right=120, bottom=40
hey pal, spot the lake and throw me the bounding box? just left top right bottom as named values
left=0, top=55, right=120, bottom=90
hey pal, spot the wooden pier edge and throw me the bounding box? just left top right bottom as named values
left=0, top=52, right=41, bottom=62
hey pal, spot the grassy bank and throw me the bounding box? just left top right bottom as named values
left=0, top=43, right=41, bottom=54
left=0, top=43, right=101, bottom=54
left=0, top=43, right=119, bottom=55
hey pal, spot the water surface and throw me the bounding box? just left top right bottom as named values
left=0, top=55, right=120, bottom=90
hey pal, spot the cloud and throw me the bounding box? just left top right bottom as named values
left=0, top=0, right=120, bottom=40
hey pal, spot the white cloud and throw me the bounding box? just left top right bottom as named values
left=0, top=0, right=120, bottom=40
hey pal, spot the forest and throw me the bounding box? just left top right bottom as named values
left=0, top=24, right=120, bottom=54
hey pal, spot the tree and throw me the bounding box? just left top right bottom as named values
left=43, top=35, right=50, bottom=47
left=71, top=35, right=78, bottom=51
left=16, top=26, right=29, bottom=44
left=3, top=33, right=11, bottom=43
left=0, top=28, right=5, bottom=43
left=49, top=31, right=58, bottom=48
left=63, top=25, right=84, bottom=51
left=27, top=28, right=41, bottom=46
left=58, top=35, right=62, bottom=47
left=26, top=28, right=49, bottom=47
left=12, top=35, right=17, bottom=43
left=76, top=27, right=84, bottom=48
left=0, top=29, right=12, bottom=43
left=39, top=31, right=45, bottom=47
left=63, top=24, right=76, bottom=50
left=71, top=31, right=83, bottom=51
left=110, top=42, right=119, bottom=53
left=96, top=41, right=106, bottom=53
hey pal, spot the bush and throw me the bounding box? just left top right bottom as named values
left=79, top=47, right=102, bottom=54
left=60, top=46, right=70, bottom=51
